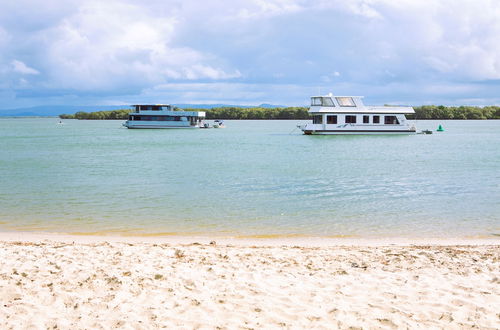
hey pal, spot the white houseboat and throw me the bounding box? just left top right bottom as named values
left=298, top=94, right=416, bottom=135
left=123, top=104, right=206, bottom=129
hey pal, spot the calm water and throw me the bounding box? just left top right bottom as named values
left=0, top=118, right=499, bottom=238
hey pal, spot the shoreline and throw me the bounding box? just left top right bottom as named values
left=0, top=231, right=498, bottom=246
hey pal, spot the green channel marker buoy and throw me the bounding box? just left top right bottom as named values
left=437, top=124, right=444, bottom=132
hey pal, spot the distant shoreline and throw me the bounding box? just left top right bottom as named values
left=56, top=105, right=500, bottom=120
left=2, top=116, right=500, bottom=121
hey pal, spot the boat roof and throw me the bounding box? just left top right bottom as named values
left=311, top=95, right=364, bottom=98
left=309, top=93, right=414, bottom=114
left=131, top=104, right=171, bottom=107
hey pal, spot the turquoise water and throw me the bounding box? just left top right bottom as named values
left=0, top=118, right=499, bottom=238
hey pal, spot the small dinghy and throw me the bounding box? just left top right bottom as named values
left=213, top=120, right=225, bottom=128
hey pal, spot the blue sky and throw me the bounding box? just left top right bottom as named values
left=1, top=0, right=500, bottom=109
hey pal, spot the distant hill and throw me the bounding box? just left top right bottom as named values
left=0, top=105, right=128, bottom=117
left=0, top=103, right=286, bottom=117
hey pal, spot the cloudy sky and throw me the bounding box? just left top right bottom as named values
left=1, top=0, right=500, bottom=109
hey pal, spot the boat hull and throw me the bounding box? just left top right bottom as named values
left=302, top=129, right=416, bottom=135
left=125, top=125, right=199, bottom=129
left=123, top=121, right=200, bottom=129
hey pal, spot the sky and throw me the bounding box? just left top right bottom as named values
left=1, top=0, right=500, bottom=109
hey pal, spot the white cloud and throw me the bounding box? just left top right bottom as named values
left=337, top=1, right=383, bottom=19
left=1, top=0, right=500, bottom=108
left=236, top=0, right=302, bottom=19
left=372, top=0, right=500, bottom=80
left=234, top=0, right=384, bottom=20
left=183, top=65, right=241, bottom=80
left=11, top=60, right=40, bottom=75
left=0, top=26, right=10, bottom=46
left=24, top=0, right=241, bottom=90
left=142, top=82, right=308, bottom=105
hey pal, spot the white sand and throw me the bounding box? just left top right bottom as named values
left=0, top=234, right=498, bottom=329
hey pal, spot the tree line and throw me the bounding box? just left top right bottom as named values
left=408, top=105, right=500, bottom=120
left=59, top=109, right=131, bottom=120
left=59, top=105, right=500, bottom=120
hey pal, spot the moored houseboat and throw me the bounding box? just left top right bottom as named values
left=298, top=94, right=416, bottom=134
left=123, top=104, right=206, bottom=129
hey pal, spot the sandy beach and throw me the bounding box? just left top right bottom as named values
left=0, top=234, right=498, bottom=329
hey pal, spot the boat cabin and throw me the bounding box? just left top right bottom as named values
left=298, top=93, right=416, bottom=135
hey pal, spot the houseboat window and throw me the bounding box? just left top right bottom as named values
left=373, top=115, right=380, bottom=123
left=311, top=97, right=322, bottom=106
left=311, top=97, right=335, bottom=106
left=363, top=115, right=369, bottom=124
left=336, top=97, right=356, bottom=107
left=312, top=115, right=323, bottom=124
left=134, top=116, right=141, bottom=121
left=384, top=116, right=399, bottom=124
left=326, top=115, right=337, bottom=124
left=322, top=97, right=334, bottom=106
left=345, top=115, right=357, bottom=123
